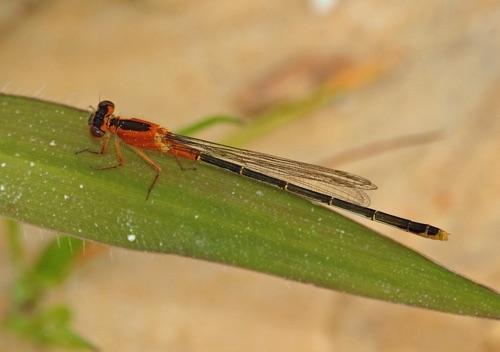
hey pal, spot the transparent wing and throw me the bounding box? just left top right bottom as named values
left=169, top=133, right=377, bottom=206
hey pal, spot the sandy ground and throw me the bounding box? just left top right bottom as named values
left=0, top=0, right=499, bottom=351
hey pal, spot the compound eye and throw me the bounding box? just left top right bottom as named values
left=91, top=125, right=105, bottom=138
left=98, top=100, right=115, bottom=115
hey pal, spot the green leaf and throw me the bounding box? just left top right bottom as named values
left=5, top=219, right=23, bottom=265
left=31, top=235, right=84, bottom=285
left=4, top=218, right=92, bottom=349
left=5, top=305, right=97, bottom=350
left=0, top=93, right=498, bottom=319
left=176, top=114, right=243, bottom=136
left=10, top=235, right=84, bottom=308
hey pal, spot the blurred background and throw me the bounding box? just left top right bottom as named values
left=0, top=0, right=499, bottom=351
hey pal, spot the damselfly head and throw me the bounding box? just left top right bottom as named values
left=88, top=100, right=115, bottom=138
